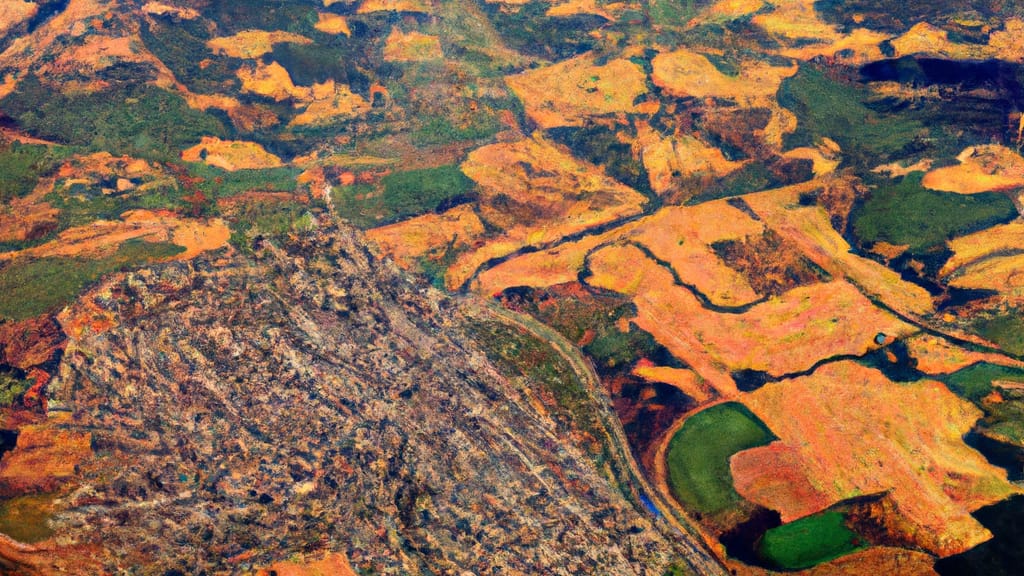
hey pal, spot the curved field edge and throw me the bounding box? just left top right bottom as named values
left=664, top=402, right=775, bottom=518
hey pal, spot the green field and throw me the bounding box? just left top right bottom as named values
left=973, top=314, right=1024, bottom=357
left=333, top=165, right=476, bottom=228
left=757, top=511, right=865, bottom=570
left=0, top=240, right=185, bottom=321
left=665, top=402, right=775, bottom=516
left=851, top=172, right=1017, bottom=253
left=778, top=66, right=923, bottom=167
left=0, top=143, right=69, bottom=204
left=944, top=363, right=1024, bottom=403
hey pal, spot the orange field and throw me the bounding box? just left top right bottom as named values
left=366, top=205, right=486, bottom=268
left=586, top=244, right=913, bottom=379
left=505, top=54, right=648, bottom=129
left=734, top=361, right=1020, bottom=556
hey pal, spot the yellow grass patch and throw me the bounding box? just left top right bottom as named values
left=237, top=61, right=311, bottom=101
left=141, top=2, right=199, bottom=19
left=0, top=1, right=37, bottom=38
left=989, top=19, right=1024, bottom=61
left=314, top=13, right=351, bottom=36
left=472, top=200, right=764, bottom=306
left=746, top=0, right=887, bottom=62
left=945, top=254, right=1024, bottom=295
left=290, top=81, right=371, bottom=127
left=905, top=333, right=1024, bottom=375
left=778, top=28, right=889, bottom=63
left=633, top=364, right=711, bottom=404
left=0, top=210, right=230, bottom=263
left=447, top=135, right=647, bottom=289
left=505, top=54, right=647, bottom=129
left=872, top=158, right=934, bottom=178
left=734, top=361, right=1020, bottom=556
left=751, top=0, right=834, bottom=39
left=357, top=0, right=431, bottom=13
left=587, top=244, right=914, bottom=377
left=546, top=0, right=616, bottom=19
left=0, top=73, right=16, bottom=100
left=366, top=205, right=486, bottom=268
left=383, top=28, right=443, bottom=62
left=742, top=179, right=936, bottom=316
left=922, top=145, right=1024, bottom=195
left=943, top=220, right=1024, bottom=277
left=890, top=22, right=986, bottom=60
left=634, top=121, right=745, bottom=195
left=181, top=136, right=283, bottom=171
left=650, top=49, right=797, bottom=115
left=782, top=142, right=841, bottom=177
left=629, top=203, right=763, bottom=306
left=207, top=30, right=313, bottom=59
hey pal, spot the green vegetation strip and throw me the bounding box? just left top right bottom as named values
left=665, top=402, right=775, bottom=516
left=778, top=66, right=921, bottom=166
left=852, top=172, right=1016, bottom=253
left=0, top=143, right=69, bottom=203
left=973, top=314, right=1024, bottom=358
left=333, top=165, right=476, bottom=228
left=467, top=319, right=605, bottom=442
left=0, top=371, right=31, bottom=408
left=944, top=363, right=1024, bottom=403
left=0, top=240, right=185, bottom=321
left=757, top=511, right=866, bottom=570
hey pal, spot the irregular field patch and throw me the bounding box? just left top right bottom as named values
left=757, top=511, right=866, bottom=571
left=665, top=402, right=775, bottom=517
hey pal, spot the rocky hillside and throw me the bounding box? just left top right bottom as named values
left=2, top=224, right=718, bottom=574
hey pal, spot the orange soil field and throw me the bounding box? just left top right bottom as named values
left=0, top=210, right=229, bottom=263
left=446, top=136, right=647, bottom=289
left=290, top=81, right=371, bottom=127
left=586, top=244, right=914, bottom=380
left=365, top=205, right=486, bottom=268
left=314, top=13, right=351, bottom=36
left=504, top=54, right=648, bottom=129
left=471, top=200, right=765, bottom=306
left=0, top=415, right=91, bottom=495
left=940, top=219, right=1024, bottom=295
left=651, top=47, right=797, bottom=105
left=733, top=361, right=1020, bottom=557
left=181, top=137, right=283, bottom=171
left=922, top=145, right=1024, bottom=195
left=633, top=121, right=746, bottom=196
left=742, top=178, right=936, bottom=316
left=206, top=30, right=312, bottom=59
left=905, top=333, right=1024, bottom=375
left=256, top=552, right=357, bottom=576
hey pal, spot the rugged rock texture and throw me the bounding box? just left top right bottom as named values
left=35, top=226, right=701, bottom=574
